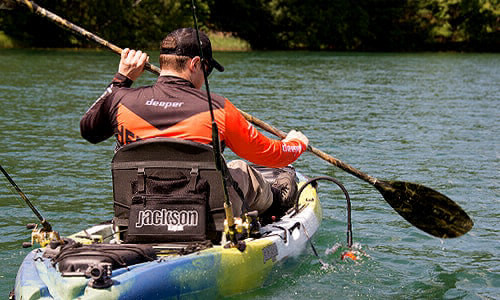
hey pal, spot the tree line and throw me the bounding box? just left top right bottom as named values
left=0, top=0, right=498, bottom=51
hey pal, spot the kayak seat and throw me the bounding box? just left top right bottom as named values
left=111, top=138, right=226, bottom=244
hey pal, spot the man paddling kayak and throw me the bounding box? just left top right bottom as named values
left=80, top=27, right=308, bottom=217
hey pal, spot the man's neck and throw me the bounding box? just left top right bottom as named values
left=160, top=70, right=189, bottom=81
left=160, top=68, right=204, bottom=90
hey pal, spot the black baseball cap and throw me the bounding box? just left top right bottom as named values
left=160, top=28, right=224, bottom=72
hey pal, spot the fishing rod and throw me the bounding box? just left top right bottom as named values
left=0, top=164, right=62, bottom=247
left=190, top=0, right=244, bottom=246
left=0, top=164, right=51, bottom=231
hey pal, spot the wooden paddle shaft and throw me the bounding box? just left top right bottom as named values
left=237, top=110, right=379, bottom=186
left=14, top=0, right=161, bottom=75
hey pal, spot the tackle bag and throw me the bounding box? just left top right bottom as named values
left=126, top=171, right=209, bottom=243
left=51, top=242, right=157, bottom=275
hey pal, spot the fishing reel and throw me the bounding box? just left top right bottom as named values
left=0, top=165, right=64, bottom=249
left=223, top=210, right=261, bottom=251
left=22, top=222, right=63, bottom=248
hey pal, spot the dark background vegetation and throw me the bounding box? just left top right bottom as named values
left=0, top=0, right=498, bottom=51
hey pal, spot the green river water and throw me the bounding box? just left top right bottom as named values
left=0, top=49, right=498, bottom=299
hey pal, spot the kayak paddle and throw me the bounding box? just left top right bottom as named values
left=8, top=0, right=474, bottom=238
left=239, top=110, right=474, bottom=238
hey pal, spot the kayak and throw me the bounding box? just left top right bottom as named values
left=13, top=171, right=321, bottom=299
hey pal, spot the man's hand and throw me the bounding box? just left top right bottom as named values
left=283, top=130, right=309, bottom=148
left=118, top=48, right=149, bottom=81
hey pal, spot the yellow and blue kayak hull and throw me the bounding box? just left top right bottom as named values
left=15, top=173, right=321, bottom=299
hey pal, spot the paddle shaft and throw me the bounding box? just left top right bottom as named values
left=237, top=110, right=379, bottom=186
left=17, top=0, right=378, bottom=187
left=12, top=0, right=161, bottom=75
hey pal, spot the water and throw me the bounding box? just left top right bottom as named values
left=0, top=49, right=498, bottom=299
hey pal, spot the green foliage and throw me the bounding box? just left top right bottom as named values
left=208, top=0, right=281, bottom=49
left=0, top=30, right=18, bottom=48
left=412, top=0, right=499, bottom=50
left=208, top=31, right=250, bottom=51
left=206, top=0, right=498, bottom=51
left=0, top=0, right=497, bottom=51
left=0, top=0, right=199, bottom=49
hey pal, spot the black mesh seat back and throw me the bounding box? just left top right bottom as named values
left=112, top=138, right=215, bottom=164
left=111, top=138, right=226, bottom=241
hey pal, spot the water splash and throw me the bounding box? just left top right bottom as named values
left=341, top=243, right=370, bottom=262
left=324, top=242, right=371, bottom=265
left=325, top=242, right=343, bottom=256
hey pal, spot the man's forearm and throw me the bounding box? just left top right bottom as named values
left=80, top=73, right=132, bottom=144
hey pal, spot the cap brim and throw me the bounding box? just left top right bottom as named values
left=209, top=58, right=224, bottom=72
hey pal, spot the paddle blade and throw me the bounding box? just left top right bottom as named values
left=375, top=180, right=473, bottom=238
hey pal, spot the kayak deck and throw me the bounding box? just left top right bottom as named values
left=15, top=172, right=321, bottom=299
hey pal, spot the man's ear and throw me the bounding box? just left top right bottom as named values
left=188, top=56, right=201, bottom=71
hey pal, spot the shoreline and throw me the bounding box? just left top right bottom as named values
left=2, top=31, right=497, bottom=53
left=0, top=30, right=252, bottom=52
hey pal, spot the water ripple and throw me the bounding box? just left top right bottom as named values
left=1, top=49, right=498, bottom=298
